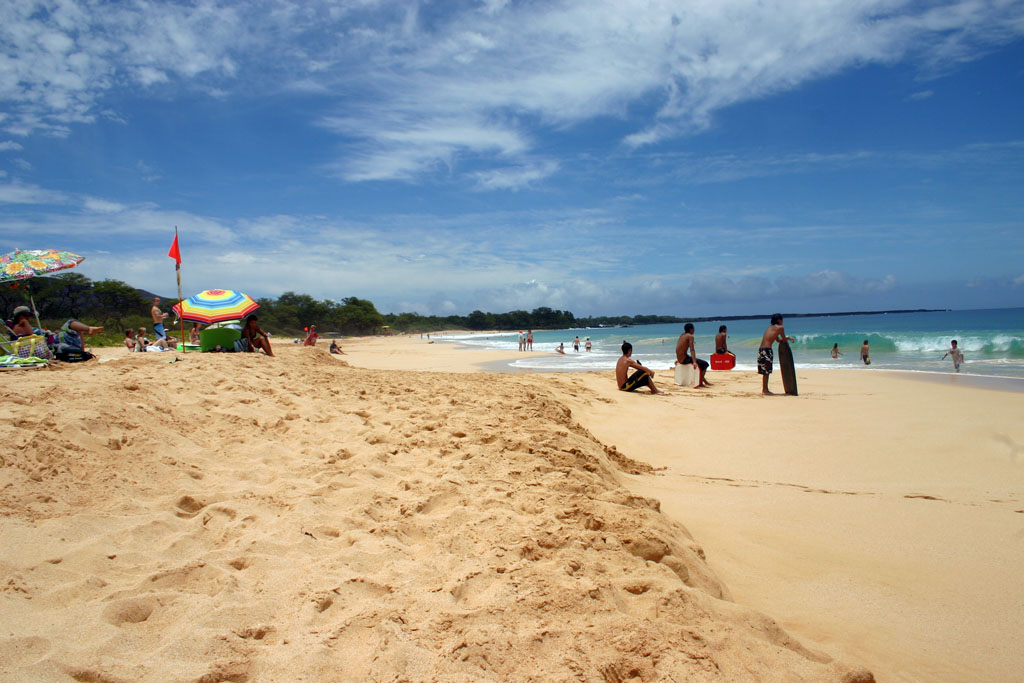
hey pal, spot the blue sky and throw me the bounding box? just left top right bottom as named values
left=1, top=0, right=1023, bottom=317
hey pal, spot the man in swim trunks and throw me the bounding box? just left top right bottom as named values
left=573, top=335, right=581, bottom=352
left=151, top=297, right=169, bottom=340
left=675, top=323, right=711, bottom=387
left=616, top=341, right=663, bottom=394
left=758, top=313, right=794, bottom=395
left=715, top=325, right=730, bottom=355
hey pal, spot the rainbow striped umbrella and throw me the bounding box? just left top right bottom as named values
left=171, top=289, right=259, bottom=324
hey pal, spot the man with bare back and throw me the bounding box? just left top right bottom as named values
left=758, top=313, right=795, bottom=395
left=675, top=322, right=711, bottom=387
left=616, top=341, right=663, bottom=394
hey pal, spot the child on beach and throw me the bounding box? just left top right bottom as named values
left=942, top=340, right=964, bottom=372
left=860, top=340, right=871, bottom=365
left=758, top=313, right=795, bottom=395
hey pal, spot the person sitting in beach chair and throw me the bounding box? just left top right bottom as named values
left=10, top=306, right=36, bottom=338
left=190, top=322, right=201, bottom=345
left=241, top=316, right=274, bottom=356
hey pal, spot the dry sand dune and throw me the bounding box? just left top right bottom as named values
left=0, top=347, right=871, bottom=682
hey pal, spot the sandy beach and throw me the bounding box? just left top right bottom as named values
left=2, top=336, right=1021, bottom=681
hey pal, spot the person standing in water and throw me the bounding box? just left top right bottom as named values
left=942, top=339, right=964, bottom=372
left=860, top=339, right=871, bottom=365
left=831, top=343, right=842, bottom=359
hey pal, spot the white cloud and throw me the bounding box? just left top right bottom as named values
left=472, top=160, right=559, bottom=191
left=4, top=0, right=1022, bottom=185
left=0, top=180, right=68, bottom=205
left=0, top=141, right=24, bottom=151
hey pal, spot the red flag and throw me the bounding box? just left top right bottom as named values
left=168, top=234, right=181, bottom=266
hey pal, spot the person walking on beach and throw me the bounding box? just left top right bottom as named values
left=831, top=343, right=842, bottom=359
left=518, top=331, right=525, bottom=352
left=758, top=313, right=794, bottom=395
left=676, top=323, right=711, bottom=387
left=573, top=335, right=581, bottom=352
left=151, top=297, right=169, bottom=340
left=527, top=330, right=533, bottom=351
left=616, top=341, right=663, bottom=394
left=860, top=339, right=871, bottom=365
left=942, top=340, right=964, bottom=372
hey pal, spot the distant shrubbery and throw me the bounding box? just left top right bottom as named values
left=2, top=273, right=690, bottom=344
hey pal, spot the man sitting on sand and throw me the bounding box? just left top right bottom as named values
left=676, top=323, right=711, bottom=388
left=758, top=313, right=794, bottom=395
left=329, top=339, right=344, bottom=355
left=616, top=341, right=663, bottom=394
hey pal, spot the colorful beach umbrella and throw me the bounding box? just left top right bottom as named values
left=1, top=249, right=86, bottom=330
left=171, top=289, right=259, bottom=324
left=0, top=249, right=85, bottom=282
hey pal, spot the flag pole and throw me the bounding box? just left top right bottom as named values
left=174, top=227, right=184, bottom=351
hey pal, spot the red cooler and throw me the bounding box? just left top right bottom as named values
left=710, top=353, right=736, bottom=370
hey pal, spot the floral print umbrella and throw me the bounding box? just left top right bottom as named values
left=0, top=249, right=85, bottom=282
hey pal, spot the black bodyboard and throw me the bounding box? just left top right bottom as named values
left=778, top=341, right=798, bottom=396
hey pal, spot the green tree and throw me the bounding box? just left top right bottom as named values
left=93, top=279, right=147, bottom=329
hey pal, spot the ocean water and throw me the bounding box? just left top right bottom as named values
left=447, top=308, right=1024, bottom=378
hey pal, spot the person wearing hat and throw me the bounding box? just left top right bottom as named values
left=10, top=306, right=37, bottom=338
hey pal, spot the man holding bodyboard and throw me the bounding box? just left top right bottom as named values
left=758, top=313, right=796, bottom=396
